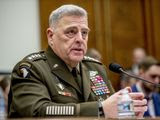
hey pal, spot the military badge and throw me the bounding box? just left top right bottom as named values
left=58, top=91, right=72, bottom=97
left=89, top=71, right=110, bottom=96
left=20, top=68, right=30, bottom=78
left=19, top=62, right=31, bottom=78
left=57, top=83, right=65, bottom=91
left=56, top=83, right=72, bottom=97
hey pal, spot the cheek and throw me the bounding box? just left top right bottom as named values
left=144, top=76, right=153, bottom=83
left=84, top=43, right=87, bottom=52
left=66, top=39, right=75, bottom=48
left=144, top=76, right=150, bottom=81
left=84, top=39, right=88, bottom=47
left=57, top=34, right=71, bottom=48
left=63, top=40, right=75, bottom=55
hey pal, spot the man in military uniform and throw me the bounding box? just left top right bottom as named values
left=8, top=4, right=147, bottom=118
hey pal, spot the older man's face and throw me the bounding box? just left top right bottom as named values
left=49, top=15, right=89, bottom=67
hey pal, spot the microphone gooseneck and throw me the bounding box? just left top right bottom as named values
left=109, top=63, right=160, bottom=87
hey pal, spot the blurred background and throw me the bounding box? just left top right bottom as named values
left=0, top=0, right=160, bottom=91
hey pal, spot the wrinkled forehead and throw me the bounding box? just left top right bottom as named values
left=56, top=15, right=89, bottom=30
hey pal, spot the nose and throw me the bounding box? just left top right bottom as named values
left=75, top=32, right=83, bottom=42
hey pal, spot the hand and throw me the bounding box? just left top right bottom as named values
left=129, top=92, right=147, bottom=118
left=101, top=89, right=121, bottom=118
left=125, top=87, right=148, bottom=118
left=101, top=87, right=147, bottom=119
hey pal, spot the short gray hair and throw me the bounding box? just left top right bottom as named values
left=49, top=4, right=88, bottom=27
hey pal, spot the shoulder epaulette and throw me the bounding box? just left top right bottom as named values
left=83, top=56, right=102, bottom=64
left=24, top=51, right=46, bottom=61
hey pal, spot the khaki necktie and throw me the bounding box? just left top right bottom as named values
left=71, top=67, right=82, bottom=91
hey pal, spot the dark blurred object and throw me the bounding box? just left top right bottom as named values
left=0, top=76, right=10, bottom=91
left=132, top=48, right=146, bottom=75
left=0, top=71, right=11, bottom=75
left=0, top=87, right=6, bottom=119
left=0, top=75, right=11, bottom=112
left=86, top=48, right=102, bottom=61
left=120, top=47, right=146, bottom=89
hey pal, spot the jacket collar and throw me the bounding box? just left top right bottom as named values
left=45, top=46, right=81, bottom=94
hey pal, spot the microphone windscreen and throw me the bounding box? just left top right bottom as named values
left=109, top=63, right=122, bottom=73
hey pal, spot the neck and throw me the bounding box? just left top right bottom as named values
left=67, top=62, right=79, bottom=69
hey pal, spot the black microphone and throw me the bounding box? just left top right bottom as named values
left=109, top=63, right=160, bottom=87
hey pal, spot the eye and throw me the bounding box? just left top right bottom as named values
left=65, top=28, right=77, bottom=38
left=81, top=30, right=89, bottom=39
left=150, top=74, right=160, bottom=79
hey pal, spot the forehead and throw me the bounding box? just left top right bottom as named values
left=146, top=65, right=160, bottom=74
left=56, top=15, right=89, bottom=30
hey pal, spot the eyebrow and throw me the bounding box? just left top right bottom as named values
left=82, top=27, right=90, bottom=32
left=65, top=26, right=90, bottom=31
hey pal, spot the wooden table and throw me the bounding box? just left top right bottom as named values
left=6, top=117, right=160, bottom=120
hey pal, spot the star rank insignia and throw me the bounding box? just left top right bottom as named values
left=89, top=71, right=110, bottom=96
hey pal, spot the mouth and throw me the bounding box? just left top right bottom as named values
left=71, top=48, right=84, bottom=55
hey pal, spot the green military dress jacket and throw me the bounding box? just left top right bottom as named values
left=8, top=47, right=114, bottom=118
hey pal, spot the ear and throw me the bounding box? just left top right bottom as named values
left=46, top=28, right=54, bottom=45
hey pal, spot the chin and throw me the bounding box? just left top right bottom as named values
left=71, top=56, right=83, bottom=63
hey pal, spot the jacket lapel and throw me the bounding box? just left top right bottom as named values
left=52, top=67, right=82, bottom=94
left=81, top=63, right=91, bottom=101
left=45, top=47, right=81, bottom=94
left=152, top=94, right=160, bottom=116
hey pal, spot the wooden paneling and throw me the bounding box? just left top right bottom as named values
left=39, top=0, right=160, bottom=91
left=105, top=0, right=147, bottom=89
left=148, top=0, right=160, bottom=60
left=140, top=0, right=160, bottom=61
left=109, top=0, right=146, bottom=66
